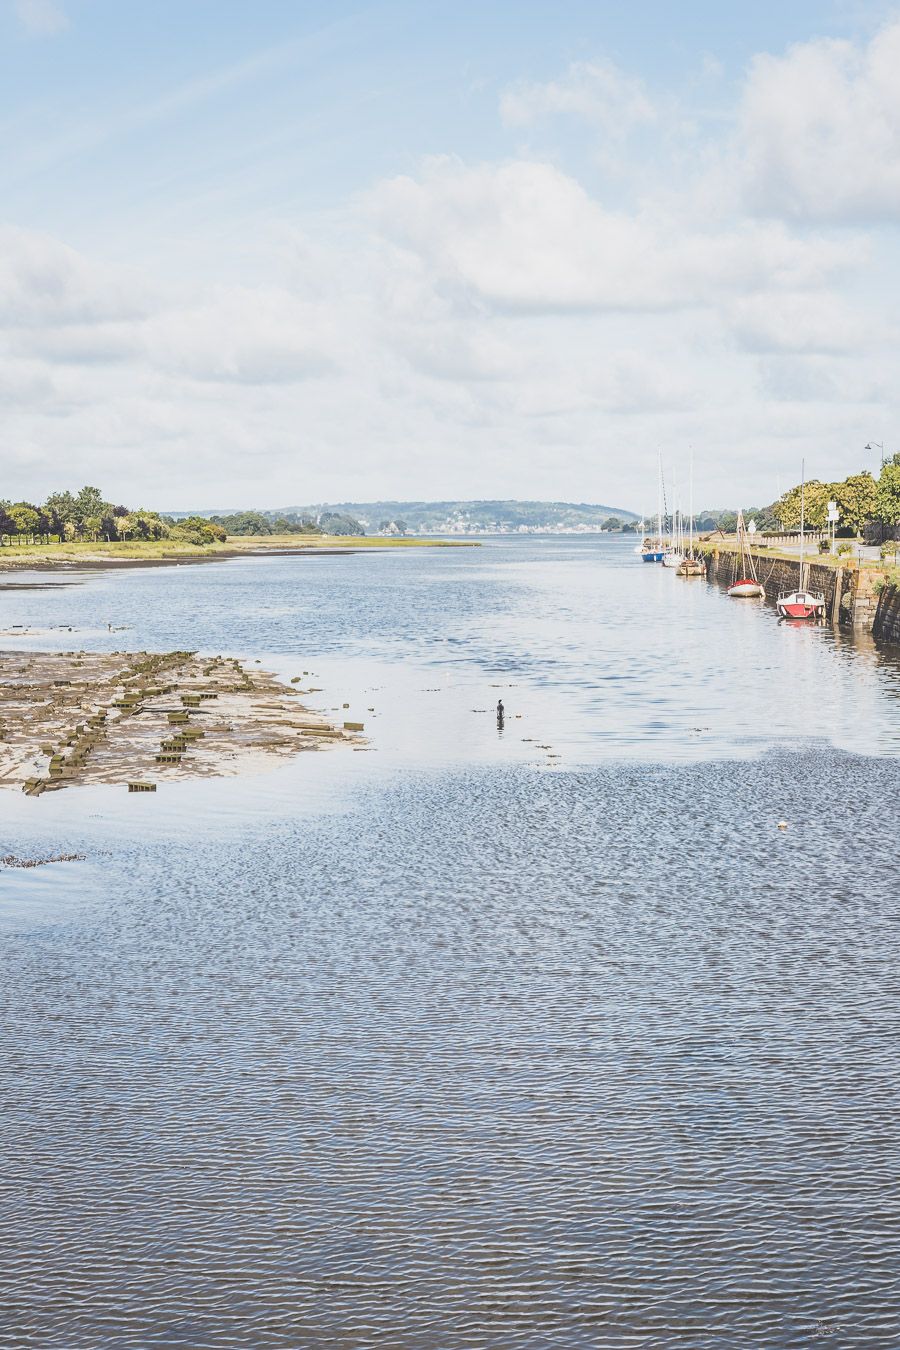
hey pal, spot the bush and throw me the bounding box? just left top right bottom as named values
left=168, top=516, right=227, bottom=546
left=836, top=542, right=853, bottom=556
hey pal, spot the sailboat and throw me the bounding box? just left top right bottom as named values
left=640, top=454, right=666, bottom=562
left=662, top=468, right=684, bottom=567
left=662, top=508, right=684, bottom=567
left=728, top=510, right=764, bottom=597
left=677, top=454, right=706, bottom=575
left=776, top=463, right=825, bottom=620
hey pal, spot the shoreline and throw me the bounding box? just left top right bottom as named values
left=0, top=534, right=477, bottom=576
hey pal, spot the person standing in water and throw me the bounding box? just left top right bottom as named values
left=496, top=699, right=504, bottom=729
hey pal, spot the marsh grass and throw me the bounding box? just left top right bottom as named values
left=0, top=533, right=473, bottom=569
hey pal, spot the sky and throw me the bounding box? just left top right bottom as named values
left=2, top=0, right=900, bottom=513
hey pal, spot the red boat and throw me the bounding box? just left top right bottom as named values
left=775, top=465, right=824, bottom=621
left=728, top=512, right=764, bottom=597
left=776, top=589, right=825, bottom=620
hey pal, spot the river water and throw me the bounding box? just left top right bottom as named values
left=2, top=536, right=899, bottom=1348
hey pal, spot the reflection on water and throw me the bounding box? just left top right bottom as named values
left=2, top=538, right=900, bottom=1348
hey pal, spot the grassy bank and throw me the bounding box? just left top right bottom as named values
left=0, top=533, right=476, bottom=571
left=697, top=538, right=885, bottom=569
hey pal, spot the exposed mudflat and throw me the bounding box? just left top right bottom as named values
left=0, top=650, right=358, bottom=793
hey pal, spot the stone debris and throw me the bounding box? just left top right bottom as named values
left=0, top=650, right=358, bottom=794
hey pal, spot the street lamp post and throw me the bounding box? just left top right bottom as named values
left=865, top=441, right=885, bottom=470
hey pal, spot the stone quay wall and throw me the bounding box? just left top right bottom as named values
left=873, top=584, right=900, bottom=644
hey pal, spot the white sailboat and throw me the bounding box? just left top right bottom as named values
left=678, top=452, right=706, bottom=576
left=662, top=466, right=684, bottom=568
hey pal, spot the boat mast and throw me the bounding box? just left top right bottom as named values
left=799, top=458, right=806, bottom=590
left=688, top=449, right=694, bottom=557
left=672, top=466, right=679, bottom=553
left=657, top=450, right=662, bottom=546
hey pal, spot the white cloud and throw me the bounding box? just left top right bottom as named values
left=756, top=354, right=884, bottom=405
left=725, top=291, right=877, bottom=355
left=738, top=20, right=900, bottom=221
left=368, top=157, right=857, bottom=315
left=0, top=227, right=149, bottom=328
left=144, top=288, right=338, bottom=385
left=15, top=0, right=68, bottom=36
left=7, top=20, right=900, bottom=510
left=501, top=59, right=656, bottom=134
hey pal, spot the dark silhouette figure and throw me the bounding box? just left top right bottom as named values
left=496, top=699, right=505, bottom=729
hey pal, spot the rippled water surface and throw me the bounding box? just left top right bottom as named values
left=2, top=538, right=900, bottom=1348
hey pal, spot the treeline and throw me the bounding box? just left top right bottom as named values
left=696, top=506, right=779, bottom=534
left=0, top=488, right=372, bottom=548
left=772, top=459, right=900, bottom=534
left=206, top=510, right=321, bottom=537
left=0, top=486, right=226, bottom=547
left=204, top=510, right=365, bottom=537
left=699, top=457, right=900, bottom=538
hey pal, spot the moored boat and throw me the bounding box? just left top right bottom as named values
left=728, top=510, right=764, bottom=598
left=677, top=452, right=705, bottom=576
left=640, top=455, right=666, bottom=562
left=729, top=578, right=763, bottom=597
left=776, top=589, right=826, bottom=620
left=662, top=481, right=684, bottom=567
left=775, top=463, right=825, bottom=621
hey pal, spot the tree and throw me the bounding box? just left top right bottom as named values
left=73, top=485, right=108, bottom=528
left=876, top=462, right=900, bottom=529
left=99, top=510, right=118, bottom=541
left=774, top=480, right=831, bottom=530
left=831, top=472, right=877, bottom=536
left=44, top=490, right=76, bottom=541
left=215, top=511, right=271, bottom=536
left=319, top=511, right=365, bottom=536
left=169, top=516, right=227, bottom=545
left=8, top=502, right=41, bottom=541
left=603, top=516, right=622, bottom=531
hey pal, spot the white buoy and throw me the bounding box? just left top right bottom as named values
left=777, top=821, right=788, bottom=830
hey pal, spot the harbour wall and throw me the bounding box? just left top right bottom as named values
left=873, top=584, right=900, bottom=644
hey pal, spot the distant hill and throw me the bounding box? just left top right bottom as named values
left=172, top=499, right=639, bottom=534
